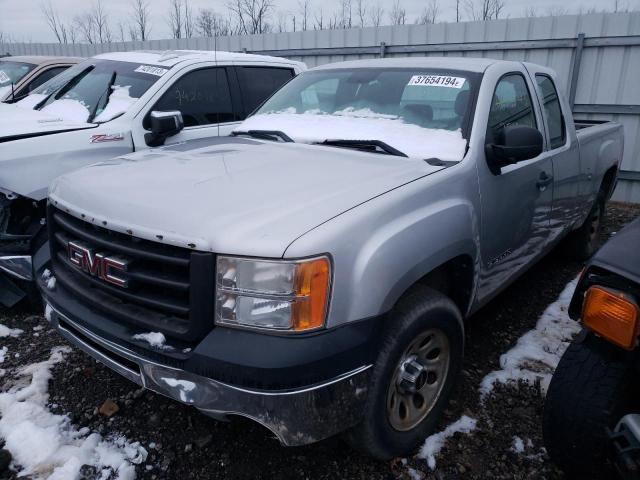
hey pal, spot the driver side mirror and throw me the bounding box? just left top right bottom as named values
left=485, top=125, right=543, bottom=171
left=145, top=110, right=184, bottom=147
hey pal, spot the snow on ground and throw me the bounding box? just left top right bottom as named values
left=480, top=277, right=581, bottom=397
left=0, top=324, right=23, bottom=338
left=238, top=111, right=467, bottom=161
left=93, top=86, right=138, bottom=123
left=0, top=346, right=147, bottom=479
left=511, top=436, right=525, bottom=453
left=132, top=332, right=169, bottom=350
left=0, top=347, right=7, bottom=363
left=418, top=415, right=478, bottom=469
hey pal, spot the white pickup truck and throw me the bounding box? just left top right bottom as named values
left=0, top=50, right=305, bottom=306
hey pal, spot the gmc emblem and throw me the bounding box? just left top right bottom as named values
left=67, top=240, right=130, bottom=288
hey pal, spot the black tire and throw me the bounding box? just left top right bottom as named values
left=562, top=192, right=605, bottom=261
left=344, top=286, right=464, bottom=460
left=543, top=334, right=639, bottom=479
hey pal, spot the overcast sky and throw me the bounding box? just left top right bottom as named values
left=0, top=0, right=634, bottom=43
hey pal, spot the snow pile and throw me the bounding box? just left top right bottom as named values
left=0, top=324, right=23, bottom=338
left=0, top=85, right=12, bottom=100
left=418, top=415, right=477, bottom=469
left=132, top=332, right=169, bottom=350
left=480, top=277, right=580, bottom=397
left=42, top=268, right=57, bottom=290
left=238, top=111, right=467, bottom=161
left=511, top=436, right=525, bottom=453
left=94, top=86, right=138, bottom=123
left=0, top=347, right=7, bottom=363
left=0, top=347, right=147, bottom=479
left=41, top=99, right=90, bottom=123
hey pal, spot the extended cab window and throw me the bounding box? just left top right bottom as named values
left=237, top=66, right=294, bottom=115
left=488, top=74, right=536, bottom=142
left=151, top=68, right=238, bottom=128
left=536, top=75, right=566, bottom=149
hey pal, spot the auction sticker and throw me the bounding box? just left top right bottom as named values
left=408, top=75, right=465, bottom=88
left=134, top=65, right=168, bottom=77
left=0, top=71, right=10, bottom=84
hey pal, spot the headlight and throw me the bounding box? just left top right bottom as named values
left=215, top=255, right=331, bottom=332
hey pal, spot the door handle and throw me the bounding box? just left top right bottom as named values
left=536, top=171, right=553, bottom=191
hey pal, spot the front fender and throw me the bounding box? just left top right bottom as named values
left=284, top=163, right=480, bottom=328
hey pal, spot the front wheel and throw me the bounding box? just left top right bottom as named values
left=345, top=286, right=464, bottom=460
left=543, top=334, right=639, bottom=479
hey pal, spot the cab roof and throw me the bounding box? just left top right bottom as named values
left=312, top=56, right=499, bottom=73
left=93, top=50, right=305, bottom=69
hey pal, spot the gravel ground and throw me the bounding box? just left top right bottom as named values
left=0, top=201, right=638, bottom=480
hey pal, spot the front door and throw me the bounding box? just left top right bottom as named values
left=476, top=71, right=554, bottom=302
left=131, top=66, right=242, bottom=149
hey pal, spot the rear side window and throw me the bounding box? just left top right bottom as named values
left=150, top=67, right=238, bottom=128
left=535, top=75, right=566, bottom=149
left=237, top=67, right=294, bottom=115
left=488, top=74, right=536, bottom=142
left=26, top=66, right=69, bottom=92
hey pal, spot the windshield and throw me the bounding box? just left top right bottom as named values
left=18, top=59, right=166, bottom=124
left=0, top=61, right=36, bottom=98
left=244, top=68, right=479, bottom=161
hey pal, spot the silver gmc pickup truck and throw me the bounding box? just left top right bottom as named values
left=38, top=57, right=623, bottom=459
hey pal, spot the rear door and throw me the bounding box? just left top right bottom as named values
left=526, top=64, right=583, bottom=238
left=16, top=65, right=71, bottom=98
left=233, top=65, right=296, bottom=117
left=476, top=66, right=554, bottom=302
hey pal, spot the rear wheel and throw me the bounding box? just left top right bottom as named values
left=345, top=286, right=464, bottom=459
left=563, top=193, right=605, bottom=261
left=543, top=335, right=639, bottom=479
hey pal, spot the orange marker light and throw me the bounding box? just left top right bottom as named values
left=293, top=257, right=331, bottom=331
left=582, top=286, right=640, bottom=350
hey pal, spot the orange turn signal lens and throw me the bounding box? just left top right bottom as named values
left=292, top=257, right=331, bottom=331
left=582, top=286, right=640, bottom=350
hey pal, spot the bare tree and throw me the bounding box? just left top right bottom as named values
left=455, top=0, right=461, bottom=21
left=41, top=1, right=74, bottom=44
left=196, top=8, right=231, bottom=37
left=417, top=0, right=439, bottom=24
left=91, top=0, right=112, bottom=43
left=184, top=0, right=195, bottom=38
left=524, top=6, right=537, bottom=17
left=356, top=0, right=367, bottom=27
left=369, top=3, right=384, bottom=27
left=74, top=13, right=96, bottom=43
left=168, top=0, right=184, bottom=38
left=298, top=0, right=311, bottom=30
left=464, top=0, right=504, bottom=20
left=228, top=0, right=274, bottom=34
left=340, top=0, right=352, bottom=28
left=547, top=6, right=569, bottom=16
left=277, top=11, right=290, bottom=32
left=314, top=7, right=324, bottom=29
left=130, top=0, right=151, bottom=41
left=389, top=0, right=407, bottom=25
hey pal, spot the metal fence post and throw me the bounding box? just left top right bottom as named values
left=568, top=33, right=585, bottom=109
left=380, top=42, right=386, bottom=58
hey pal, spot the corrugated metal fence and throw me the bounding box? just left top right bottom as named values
left=3, top=12, right=640, bottom=202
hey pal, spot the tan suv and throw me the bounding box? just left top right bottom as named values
left=0, top=55, right=83, bottom=102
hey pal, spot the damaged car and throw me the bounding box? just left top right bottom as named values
left=0, top=49, right=305, bottom=306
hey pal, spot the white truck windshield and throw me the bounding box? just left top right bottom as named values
left=21, top=59, right=166, bottom=124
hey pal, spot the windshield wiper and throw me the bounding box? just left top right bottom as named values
left=232, top=130, right=294, bottom=143
left=317, top=139, right=408, bottom=157
left=88, top=70, right=116, bottom=123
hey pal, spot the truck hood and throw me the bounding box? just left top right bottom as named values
left=50, top=137, right=444, bottom=257
left=0, top=102, right=94, bottom=141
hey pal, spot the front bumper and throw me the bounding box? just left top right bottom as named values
left=46, top=303, right=373, bottom=446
